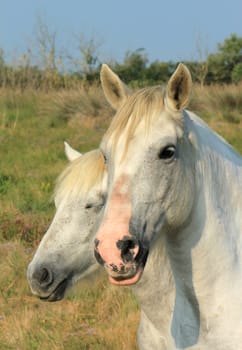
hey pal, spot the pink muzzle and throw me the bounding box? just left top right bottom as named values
left=94, top=175, right=146, bottom=285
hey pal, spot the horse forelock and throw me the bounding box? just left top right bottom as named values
left=54, top=149, right=106, bottom=202
left=103, top=86, right=166, bottom=157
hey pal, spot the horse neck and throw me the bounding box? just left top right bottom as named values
left=164, top=145, right=242, bottom=347
left=195, top=113, right=242, bottom=248
left=167, top=113, right=242, bottom=300
left=131, top=235, right=175, bottom=337
left=132, top=117, right=242, bottom=346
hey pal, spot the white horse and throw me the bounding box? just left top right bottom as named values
left=27, top=143, right=106, bottom=301
left=94, top=63, right=242, bottom=349
left=27, top=142, right=163, bottom=348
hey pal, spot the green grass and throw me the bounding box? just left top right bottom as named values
left=0, top=88, right=111, bottom=243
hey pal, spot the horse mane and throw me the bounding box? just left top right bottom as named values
left=54, top=149, right=106, bottom=202
left=103, top=86, right=165, bottom=156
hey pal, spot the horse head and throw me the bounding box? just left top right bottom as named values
left=94, top=64, right=198, bottom=286
left=27, top=144, right=107, bottom=301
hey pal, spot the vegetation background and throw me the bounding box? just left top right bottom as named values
left=0, top=28, right=242, bottom=349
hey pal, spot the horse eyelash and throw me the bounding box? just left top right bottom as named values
left=101, top=152, right=107, bottom=163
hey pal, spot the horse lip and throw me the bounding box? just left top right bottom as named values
left=108, top=248, right=149, bottom=286
left=110, top=266, right=144, bottom=286
left=39, top=278, right=69, bottom=302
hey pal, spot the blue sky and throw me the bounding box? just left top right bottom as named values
left=1, top=0, right=241, bottom=64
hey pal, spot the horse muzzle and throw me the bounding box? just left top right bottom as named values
left=27, top=263, right=71, bottom=302
left=94, top=236, right=149, bottom=286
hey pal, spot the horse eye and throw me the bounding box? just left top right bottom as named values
left=158, top=145, right=176, bottom=160
left=85, top=199, right=105, bottom=210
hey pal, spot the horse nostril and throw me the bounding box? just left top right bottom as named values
left=117, top=237, right=139, bottom=263
left=33, top=267, right=53, bottom=287
left=40, top=268, right=49, bottom=283
left=94, top=249, right=105, bottom=266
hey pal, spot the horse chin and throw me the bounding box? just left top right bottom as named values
left=109, top=266, right=145, bottom=286
left=39, top=278, right=69, bottom=302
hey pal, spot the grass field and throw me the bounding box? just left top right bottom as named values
left=0, top=83, right=242, bottom=349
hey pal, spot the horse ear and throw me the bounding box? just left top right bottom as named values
left=64, top=141, right=82, bottom=162
left=100, top=64, right=130, bottom=110
left=165, top=63, right=192, bottom=112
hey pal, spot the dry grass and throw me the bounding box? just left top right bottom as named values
left=190, top=82, right=242, bottom=124
left=0, top=242, right=139, bottom=350
left=190, top=83, right=242, bottom=153
left=39, top=84, right=113, bottom=124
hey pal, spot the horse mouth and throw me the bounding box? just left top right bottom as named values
left=109, top=265, right=144, bottom=286
left=39, top=278, right=69, bottom=302
left=108, top=248, right=149, bottom=286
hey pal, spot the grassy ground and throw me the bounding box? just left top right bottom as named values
left=0, top=243, right=139, bottom=350
left=0, top=83, right=241, bottom=349
left=0, top=88, right=139, bottom=349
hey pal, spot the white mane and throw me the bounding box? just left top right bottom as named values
left=54, top=149, right=106, bottom=204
